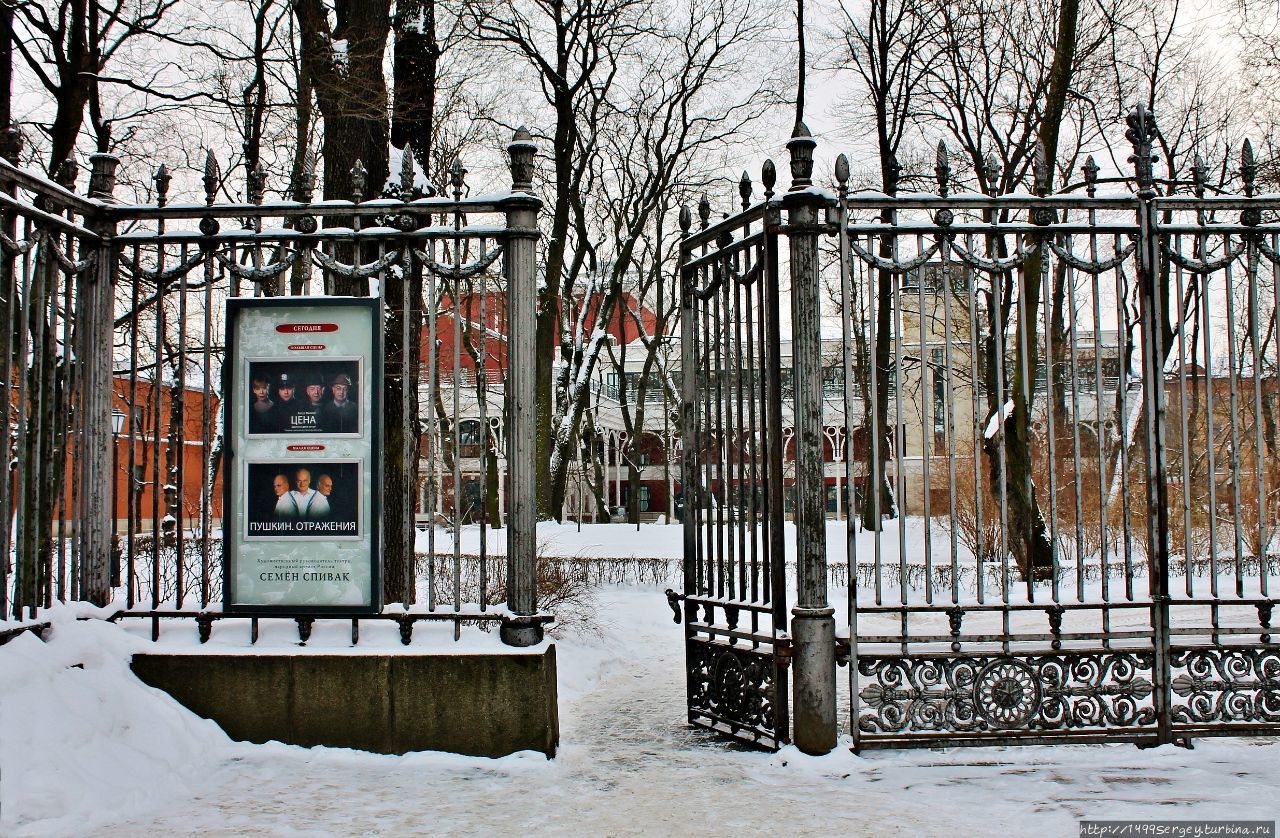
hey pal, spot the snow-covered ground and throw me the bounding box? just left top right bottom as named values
left=3, top=586, right=1279, bottom=837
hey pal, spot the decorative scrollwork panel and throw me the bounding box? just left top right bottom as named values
left=857, top=652, right=1157, bottom=737
left=687, top=640, right=782, bottom=748
left=1169, top=647, right=1280, bottom=727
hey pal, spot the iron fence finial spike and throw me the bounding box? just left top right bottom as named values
left=203, top=149, right=219, bottom=206
left=1241, top=138, right=1257, bottom=195
left=740, top=170, right=752, bottom=209
left=295, top=151, right=316, bottom=203
left=679, top=204, right=692, bottom=234
left=1083, top=154, right=1099, bottom=197
left=935, top=141, right=950, bottom=196
left=153, top=163, right=171, bottom=205
left=698, top=194, right=711, bottom=227
left=983, top=152, right=1001, bottom=194
left=1125, top=102, right=1158, bottom=193
left=400, top=146, right=415, bottom=194
left=450, top=157, right=466, bottom=200
left=762, top=159, right=777, bottom=198
left=1033, top=139, right=1049, bottom=195
left=350, top=158, right=367, bottom=202
left=835, top=153, right=850, bottom=186
left=248, top=163, right=266, bottom=205
left=1191, top=152, right=1207, bottom=197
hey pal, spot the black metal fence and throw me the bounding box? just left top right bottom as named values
left=1, top=132, right=546, bottom=647
left=676, top=106, right=1280, bottom=751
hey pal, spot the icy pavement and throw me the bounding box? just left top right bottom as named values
left=4, top=588, right=1280, bottom=837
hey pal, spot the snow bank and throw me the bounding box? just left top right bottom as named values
left=0, top=606, right=563, bottom=836
left=0, top=608, right=235, bottom=836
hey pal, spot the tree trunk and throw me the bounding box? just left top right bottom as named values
left=988, top=0, right=1079, bottom=579
left=860, top=134, right=899, bottom=530
left=381, top=264, right=422, bottom=604
left=293, top=0, right=391, bottom=293
left=392, top=0, right=438, bottom=169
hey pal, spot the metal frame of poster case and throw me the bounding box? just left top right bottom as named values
left=223, top=296, right=383, bottom=616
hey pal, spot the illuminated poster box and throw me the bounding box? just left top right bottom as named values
left=223, top=298, right=382, bottom=614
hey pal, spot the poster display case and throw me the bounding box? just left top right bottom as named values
left=223, top=298, right=382, bottom=613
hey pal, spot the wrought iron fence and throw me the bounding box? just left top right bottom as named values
left=1, top=131, right=546, bottom=647
left=676, top=106, right=1280, bottom=752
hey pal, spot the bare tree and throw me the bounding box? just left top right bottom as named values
left=833, top=0, right=936, bottom=528
left=292, top=0, right=392, bottom=231
left=468, top=0, right=655, bottom=520
left=12, top=0, right=196, bottom=173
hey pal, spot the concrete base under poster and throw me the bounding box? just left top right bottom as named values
left=131, top=647, right=559, bottom=758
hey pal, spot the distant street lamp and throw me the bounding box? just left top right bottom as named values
left=110, top=408, right=126, bottom=588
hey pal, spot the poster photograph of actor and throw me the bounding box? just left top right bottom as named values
left=245, top=460, right=361, bottom=539
left=244, top=359, right=361, bottom=436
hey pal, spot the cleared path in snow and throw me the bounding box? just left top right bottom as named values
left=104, top=588, right=1279, bottom=837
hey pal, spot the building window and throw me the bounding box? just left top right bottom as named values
left=622, top=484, right=652, bottom=512
left=458, top=419, right=482, bottom=446
left=823, top=365, right=844, bottom=395
left=933, top=375, right=947, bottom=450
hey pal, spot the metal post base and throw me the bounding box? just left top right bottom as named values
left=791, top=606, right=837, bottom=755
left=500, top=615, right=544, bottom=647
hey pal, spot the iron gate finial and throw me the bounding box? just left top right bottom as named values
left=1083, top=154, right=1099, bottom=197
left=787, top=121, right=816, bottom=190
left=1241, top=138, right=1257, bottom=197
left=509, top=127, right=537, bottom=192
left=1125, top=102, right=1158, bottom=195
left=153, top=163, right=171, bottom=207
left=400, top=146, right=416, bottom=194
left=935, top=140, right=950, bottom=197
left=351, top=158, right=368, bottom=202
left=203, top=149, right=220, bottom=206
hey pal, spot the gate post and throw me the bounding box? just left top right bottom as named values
left=1127, top=104, right=1175, bottom=744
left=782, top=123, right=837, bottom=755
left=500, top=128, right=544, bottom=647
left=79, top=153, right=119, bottom=606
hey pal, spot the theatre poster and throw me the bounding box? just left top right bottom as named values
left=223, top=297, right=382, bottom=614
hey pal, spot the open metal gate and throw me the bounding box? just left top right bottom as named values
left=669, top=178, right=791, bottom=750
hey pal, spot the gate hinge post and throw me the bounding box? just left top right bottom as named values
left=782, top=122, right=838, bottom=757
